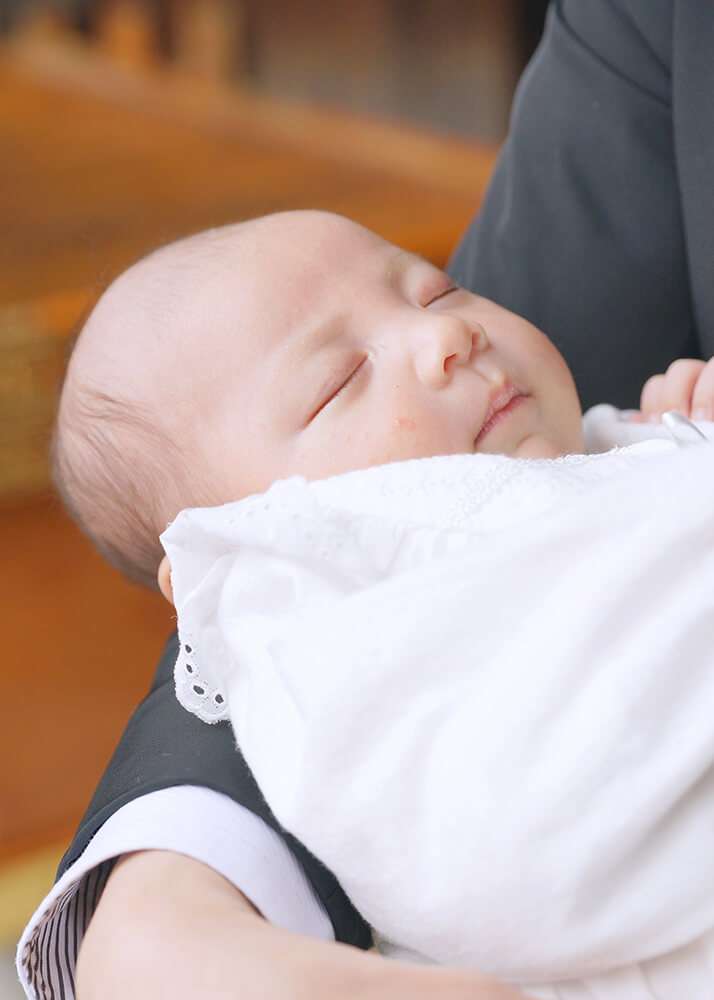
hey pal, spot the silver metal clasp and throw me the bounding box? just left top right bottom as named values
left=661, top=410, right=710, bottom=447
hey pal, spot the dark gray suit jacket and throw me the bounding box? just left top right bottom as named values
left=451, top=0, right=714, bottom=413
left=60, top=0, right=714, bottom=946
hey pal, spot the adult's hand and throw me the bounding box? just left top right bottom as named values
left=637, top=358, right=714, bottom=423
left=76, top=850, right=530, bottom=1000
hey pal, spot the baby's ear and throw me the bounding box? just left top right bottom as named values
left=157, top=555, right=174, bottom=605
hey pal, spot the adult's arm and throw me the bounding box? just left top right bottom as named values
left=54, top=630, right=369, bottom=943
left=15, top=786, right=334, bottom=998
left=14, top=631, right=370, bottom=999
left=449, top=0, right=693, bottom=412
left=76, top=850, right=529, bottom=1000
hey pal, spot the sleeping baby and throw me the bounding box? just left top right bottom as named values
left=53, top=210, right=714, bottom=1000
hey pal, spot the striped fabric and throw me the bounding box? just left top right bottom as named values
left=19, top=861, right=114, bottom=1000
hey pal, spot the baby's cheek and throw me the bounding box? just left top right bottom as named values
left=528, top=331, right=563, bottom=368
left=525, top=336, right=576, bottom=397
left=357, top=413, right=429, bottom=467
left=394, top=415, right=418, bottom=433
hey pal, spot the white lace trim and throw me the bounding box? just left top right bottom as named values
left=174, top=630, right=229, bottom=723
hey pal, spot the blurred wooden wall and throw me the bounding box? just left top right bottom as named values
left=2, top=0, right=549, bottom=136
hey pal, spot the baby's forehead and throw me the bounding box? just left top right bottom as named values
left=79, top=213, right=398, bottom=390
left=247, top=213, right=394, bottom=281
left=158, top=213, right=397, bottom=313
left=222, top=216, right=397, bottom=318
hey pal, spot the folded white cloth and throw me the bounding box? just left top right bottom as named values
left=160, top=406, right=714, bottom=997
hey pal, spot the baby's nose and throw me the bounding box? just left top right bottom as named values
left=417, top=316, right=488, bottom=388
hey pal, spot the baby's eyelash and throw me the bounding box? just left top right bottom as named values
left=425, top=285, right=459, bottom=307
left=314, top=357, right=367, bottom=418
left=332, top=357, right=367, bottom=400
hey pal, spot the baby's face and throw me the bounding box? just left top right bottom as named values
left=192, top=212, right=584, bottom=498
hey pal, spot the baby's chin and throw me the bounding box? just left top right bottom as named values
left=510, top=435, right=576, bottom=459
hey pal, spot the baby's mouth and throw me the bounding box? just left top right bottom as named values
left=474, top=385, right=527, bottom=448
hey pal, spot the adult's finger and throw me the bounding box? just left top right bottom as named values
left=656, top=359, right=706, bottom=417
left=689, top=360, right=714, bottom=420
left=639, top=372, right=665, bottom=419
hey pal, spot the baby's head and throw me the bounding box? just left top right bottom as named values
left=52, top=210, right=583, bottom=593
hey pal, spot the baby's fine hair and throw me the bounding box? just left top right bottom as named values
left=50, top=232, right=232, bottom=591
left=50, top=376, right=192, bottom=590
left=50, top=217, right=286, bottom=589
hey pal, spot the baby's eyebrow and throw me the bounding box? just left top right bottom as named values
left=292, top=312, right=344, bottom=359
left=286, top=248, right=428, bottom=364
left=278, top=310, right=351, bottom=403
left=387, top=248, right=447, bottom=292
left=388, top=248, right=426, bottom=277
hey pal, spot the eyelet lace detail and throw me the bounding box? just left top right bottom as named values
left=174, top=635, right=229, bottom=724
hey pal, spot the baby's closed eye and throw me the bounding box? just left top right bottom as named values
left=312, top=356, right=369, bottom=419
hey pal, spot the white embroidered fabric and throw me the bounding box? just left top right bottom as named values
left=160, top=406, right=714, bottom=997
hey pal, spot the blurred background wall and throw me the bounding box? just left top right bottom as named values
left=0, top=2, right=547, bottom=995
left=1, top=0, right=549, bottom=135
